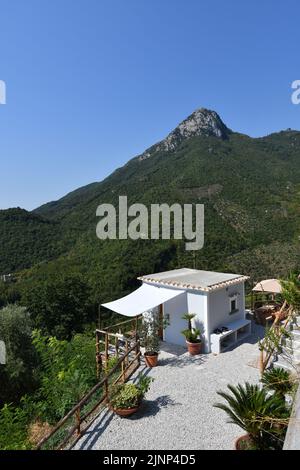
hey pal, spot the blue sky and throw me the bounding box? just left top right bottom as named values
left=0, top=0, right=300, bottom=210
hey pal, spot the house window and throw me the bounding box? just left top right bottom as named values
left=229, top=296, right=239, bottom=314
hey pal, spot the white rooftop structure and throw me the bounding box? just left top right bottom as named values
left=138, top=268, right=249, bottom=292
left=103, top=267, right=250, bottom=353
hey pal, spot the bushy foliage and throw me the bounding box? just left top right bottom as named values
left=31, top=330, right=97, bottom=423
left=110, top=374, right=153, bottom=409
left=0, top=403, right=31, bottom=450
left=261, top=367, right=294, bottom=398
left=281, top=274, right=300, bottom=312
left=21, top=274, right=93, bottom=340
left=0, top=282, right=21, bottom=308
left=215, top=382, right=290, bottom=450
left=0, top=305, right=39, bottom=405
left=139, top=312, right=168, bottom=354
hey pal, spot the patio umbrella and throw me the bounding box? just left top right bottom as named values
left=252, top=279, right=282, bottom=294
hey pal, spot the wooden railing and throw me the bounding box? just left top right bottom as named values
left=36, top=334, right=141, bottom=450
left=101, top=314, right=143, bottom=334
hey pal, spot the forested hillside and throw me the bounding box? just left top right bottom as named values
left=1, top=109, right=300, bottom=305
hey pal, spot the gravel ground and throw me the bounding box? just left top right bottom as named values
left=74, top=322, right=265, bottom=450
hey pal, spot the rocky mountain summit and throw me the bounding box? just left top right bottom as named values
left=139, top=108, right=230, bottom=160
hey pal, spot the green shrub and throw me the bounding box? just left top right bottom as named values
left=105, top=355, right=120, bottom=373
left=0, top=404, right=31, bottom=450
left=0, top=305, right=39, bottom=405
left=110, top=374, right=153, bottom=409
left=181, top=328, right=201, bottom=343
left=214, top=382, right=290, bottom=450
left=181, top=313, right=203, bottom=343
left=31, top=330, right=97, bottom=423
left=110, top=383, right=141, bottom=409
left=261, top=367, right=294, bottom=398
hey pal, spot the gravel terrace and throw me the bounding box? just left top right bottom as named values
left=74, top=322, right=265, bottom=450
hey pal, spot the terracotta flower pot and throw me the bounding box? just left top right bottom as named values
left=234, top=434, right=251, bottom=450
left=186, top=340, right=202, bottom=355
left=144, top=352, right=158, bottom=367
left=111, top=406, right=140, bottom=417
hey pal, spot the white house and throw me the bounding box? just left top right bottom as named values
left=102, top=268, right=251, bottom=354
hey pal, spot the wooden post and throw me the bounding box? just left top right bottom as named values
left=104, top=377, right=109, bottom=403
left=259, top=349, right=264, bottom=375
left=75, top=407, right=81, bottom=436
left=136, top=338, right=140, bottom=367
left=121, top=359, right=125, bottom=383
left=115, top=337, right=119, bottom=358
left=125, top=340, right=129, bottom=374
left=105, top=332, right=109, bottom=370
left=96, top=330, right=100, bottom=379
left=98, top=304, right=101, bottom=330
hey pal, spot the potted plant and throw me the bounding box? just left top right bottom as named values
left=109, top=373, right=153, bottom=417
left=181, top=313, right=202, bottom=355
left=214, top=382, right=289, bottom=450
left=139, top=311, right=168, bottom=367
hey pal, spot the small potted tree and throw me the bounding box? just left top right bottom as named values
left=139, top=311, right=168, bottom=367
left=181, top=313, right=202, bottom=355
left=109, top=374, right=153, bottom=417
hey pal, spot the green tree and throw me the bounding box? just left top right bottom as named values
left=22, top=274, right=92, bottom=340
left=31, top=330, right=97, bottom=423
left=0, top=305, right=39, bottom=405
left=0, top=282, right=21, bottom=308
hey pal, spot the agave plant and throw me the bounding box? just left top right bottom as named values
left=214, top=382, right=289, bottom=450
left=261, top=367, right=294, bottom=399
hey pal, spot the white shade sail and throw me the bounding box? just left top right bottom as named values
left=102, top=283, right=185, bottom=317
left=252, top=279, right=282, bottom=294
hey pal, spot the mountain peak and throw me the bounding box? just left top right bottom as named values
left=139, top=108, right=230, bottom=160
left=169, top=107, right=230, bottom=144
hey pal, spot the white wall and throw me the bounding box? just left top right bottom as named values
left=163, top=293, right=188, bottom=347
left=187, top=291, right=209, bottom=352
left=163, top=290, right=208, bottom=350
left=147, top=282, right=246, bottom=354
left=207, top=282, right=246, bottom=338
